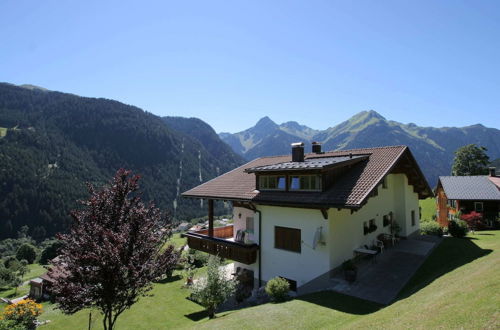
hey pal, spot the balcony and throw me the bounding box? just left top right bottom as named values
left=184, top=224, right=259, bottom=265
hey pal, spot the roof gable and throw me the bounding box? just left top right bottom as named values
left=182, top=145, right=433, bottom=208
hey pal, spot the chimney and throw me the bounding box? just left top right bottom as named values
left=291, top=142, right=305, bottom=162
left=312, top=141, right=322, bottom=154
left=489, top=167, right=496, bottom=177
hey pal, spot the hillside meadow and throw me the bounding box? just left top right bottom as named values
left=35, top=229, right=499, bottom=329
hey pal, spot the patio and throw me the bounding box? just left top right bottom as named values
left=299, top=235, right=441, bottom=305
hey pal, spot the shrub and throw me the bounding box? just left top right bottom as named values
left=0, top=319, right=25, bottom=330
left=15, top=244, right=37, bottom=264
left=187, top=249, right=209, bottom=268
left=460, top=211, right=484, bottom=231
left=265, top=277, right=290, bottom=302
left=39, top=240, right=64, bottom=265
left=420, top=221, right=443, bottom=236
left=190, top=256, right=237, bottom=318
left=1, top=299, right=42, bottom=329
left=448, top=219, right=468, bottom=238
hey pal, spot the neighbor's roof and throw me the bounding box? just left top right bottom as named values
left=488, top=176, right=500, bottom=189
left=182, top=145, right=433, bottom=208
left=245, top=155, right=368, bottom=172
left=438, top=176, right=500, bottom=201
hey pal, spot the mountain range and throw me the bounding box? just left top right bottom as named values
left=220, top=111, right=500, bottom=185
left=0, top=83, right=243, bottom=239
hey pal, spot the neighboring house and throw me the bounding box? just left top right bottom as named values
left=435, top=168, right=500, bottom=227
left=182, top=144, right=432, bottom=293
left=29, top=257, right=64, bottom=300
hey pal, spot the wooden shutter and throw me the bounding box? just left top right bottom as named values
left=275, top=226, right=301, bottom=253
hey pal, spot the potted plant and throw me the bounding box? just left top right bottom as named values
left=342, top=259, right=357, bottom=282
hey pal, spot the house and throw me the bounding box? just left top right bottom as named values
left=435, top=168, right=500, bottom=227
left=29, top=257, right=64, bottom=300
left=182, top=144, right=432, bottom=293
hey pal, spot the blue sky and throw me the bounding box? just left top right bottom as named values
left=1, top=0, right=499, bottom=132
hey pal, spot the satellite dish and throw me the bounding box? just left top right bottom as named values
left=312, top=227, right=322, bottom=249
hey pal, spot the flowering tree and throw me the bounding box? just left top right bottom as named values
left=0, top=298, right=42, bottom=329
left=50, top=169, right=174, bottom=330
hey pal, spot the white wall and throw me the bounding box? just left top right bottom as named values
left=232, top=173, right=421, bottom=289
left=328, top=173, right=420, bottom=269
left=257, top=205, right=330, bottom=287
left=233, top=206, right=257, bottom=243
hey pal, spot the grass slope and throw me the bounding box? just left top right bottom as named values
left=419, top=197, right=436, bottom=221
left=32, top=231, right=499, bottom=329
left=200, top=231, right=499, bottom=329
left=0, top=263, right=47, bottom=300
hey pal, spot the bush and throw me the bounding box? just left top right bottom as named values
left=265, top=277, right=290, bottom=302
left=187, top=249, right=209, bottom=268
left=420, top=221, right=443, bottom=236
left=190, top=256, right=237, bottom=318
left=460, top=211, right=484, bottom=231
left=448, top=219, right=468, bottom=238
left=1, top=299, right=42, bottom=329
left=39, top=240, right=64, bottom=265
left=0, top=319, right=25, bottom=330
left=15, top=244, right=37, bottom=264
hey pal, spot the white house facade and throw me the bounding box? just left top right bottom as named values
left=182, top=144, right=431, bottom=293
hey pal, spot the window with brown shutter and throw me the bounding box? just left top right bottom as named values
left=275, top=226, right=301, bottom=253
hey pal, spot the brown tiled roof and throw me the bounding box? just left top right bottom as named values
left=182, top=145, right=433, bottom=208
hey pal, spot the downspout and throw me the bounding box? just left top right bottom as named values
left=255, top=209, right=262, bottom=287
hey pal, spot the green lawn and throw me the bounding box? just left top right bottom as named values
left=0, top=263, right=47, bottom=301
left=26, top=231, right=500, bottom=329
left=170, top=233, right=187, bottom=249
left=419, top=197, right=436, bottom=221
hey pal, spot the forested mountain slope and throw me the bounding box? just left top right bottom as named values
left=0, top=83, right=243, bottom=239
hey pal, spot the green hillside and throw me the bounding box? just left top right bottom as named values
left=0, top=83, right=243, bottom=239
left=34, top=231, right=499, bottom=329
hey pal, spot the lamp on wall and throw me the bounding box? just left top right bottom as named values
left=238, top=213, right=242, bottom=219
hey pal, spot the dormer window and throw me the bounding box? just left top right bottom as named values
left=289, top=175, right=321, bottom=191
left=259, top=175, right=286, bottom=190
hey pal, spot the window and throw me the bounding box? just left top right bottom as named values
left=246, top=217, right=254, bottom=233
left=259, top=175, right=285, bottom=190
left=475, top=202, right=483, bottom=213
left=364, top=219, right=377, bottom=234
left=411, top=210, right=416, bottom=226
left=275, top=226, right=301, bottom=253
left=289, top=175, right=321, bottom=191
left=382, top=176, right=388, bottom=189
left=383, top=215, right=390, bottom=227
left=280, top=277, right=297, bottom=291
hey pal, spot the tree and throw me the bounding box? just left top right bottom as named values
left=0, top=265, right=16, bottom=288
left=451, top=144, right=490, bottom=176
left=39, top=240, right=64, bottom=265
left=50, top=169, right=175, bottom=330
left=13, top=260, right=27, bottom=295
left=16, top=243, right=37, bottom=264
left=190, top=256, right=237, bottom=319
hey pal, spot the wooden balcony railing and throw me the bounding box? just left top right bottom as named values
left=184, top=225, right=259, bottom=265
left=196, top=224, right=234, bottom=239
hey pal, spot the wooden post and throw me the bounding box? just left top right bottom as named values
left=208, top=199, right=214, bottom=237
